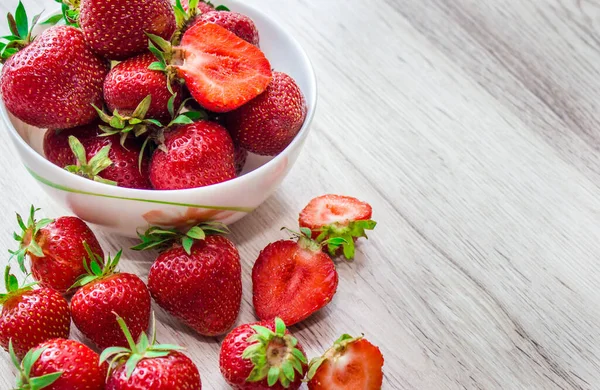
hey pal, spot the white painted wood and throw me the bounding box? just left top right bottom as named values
left=1, top=0, right=600, bottom=388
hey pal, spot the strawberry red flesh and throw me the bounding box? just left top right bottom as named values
left=308, top=337, right=384, bottom=390
left=299, top=194, right=373, bottom=233
left=0, top=26, right=108, bottom=130
left=252, top=240, right=338, bottom=326
left=175, top=22, right=272, bottom=113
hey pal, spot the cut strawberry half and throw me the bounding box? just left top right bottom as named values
left=307, top=335, right=385, bottom=389
left=174, top=22, right=272, bottom=113
left=252, top=236, right=338, bottom=326
left=299, top=195, right=377, bottom=260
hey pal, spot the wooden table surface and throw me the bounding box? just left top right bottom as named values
left=2, top=0, right=600, bottom=388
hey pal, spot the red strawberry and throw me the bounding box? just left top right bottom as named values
left=45, top=125, right=153, bottom=189
left=44, top=124, right=100, bottom=168
left=11, top=338, right=107, bottom=390
left=174, top=22, right=272, bottom=112
left=299, top=195, right=377, bottom=259
left=10, top=206, right=104, bottom=294
left=234, top=145, right=248, bottom=175
left=227, top=72, right=307, bottom=156
left=177, top=0, right=215, bottom=13
left=104, top=53, right=183, bottom=122
left=0, top=267, right=70, bottom=360
left=252, top=232, right=338, bottom=326
left=102, top=315, right=202, bottom=389
left=71, top=249, right=151, bottom=350
left=0, top=16, right=108, bottom=129
left=149, top=121, right=236, bottom=190
left=134, top=223, right=242, bottom=336
left=79, top=0, right=176, bottom=60
left=198, top=11, right=260, bottom=46
left=220, top=318, right=308, bottom=389
left=307, top=335, right=384, bottom=389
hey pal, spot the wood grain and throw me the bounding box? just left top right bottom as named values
left=1, top=0, right=600, bottom=388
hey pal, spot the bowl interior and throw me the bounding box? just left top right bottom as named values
left=2, top=0, right=317, bottom=192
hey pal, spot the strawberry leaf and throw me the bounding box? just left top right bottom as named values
left=215, top=5, right=230, bottom=11
left=14, top=2, right=28, bottom=40
left=267, top=367, right=279, bottom=387
left=40, top=13, right=64, bottom=26
left=28, top=372, right=62, bottom=389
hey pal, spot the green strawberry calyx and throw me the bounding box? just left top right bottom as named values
left=41, top=0, right=80, bottom=27
left=100, top=313, right=184, bottom=380
left=69, top=244, right=118, bottom=290
left=306, top=334, right=362, bottom=381
left=172, top=0, right=230, bottom=36
left=313, top=220, right=377, bottom=260
left=10, top=340, right=62, bottom=390
left=132, top=222, right=230, bottom=255
left=243, top=317, right=307, bottom=388
left=282, top=227, right=351, bottom=255
left=9, top=206, right=54, bottom=273
left=0, top=1, right=43, bottom=62
left=0, top=266, right=36, bottom=305
left=64, top=136, right=117, bottom=186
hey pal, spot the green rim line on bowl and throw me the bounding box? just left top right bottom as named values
left=26, top=167, right=254, bottom=213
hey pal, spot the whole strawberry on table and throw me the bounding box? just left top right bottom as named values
left=0, top=0, right=307, bottom=191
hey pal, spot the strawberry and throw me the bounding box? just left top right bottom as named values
left=198, top=11, right=260, bottom=46
left=0, top=267, right=70, bottom=360
left=177, top=0, right=215, bottom=13
left=299, top=195, right=377, bottom=259
left=79, top=0, right=176, bottom=60
left=0, top=5, right=108, bottom=129
left=307, top=335, right=385, bottom=389
left=44, top=124, right=100, bottom=169
left=252, top=231, right=338, bottom=326
left=133, top=223, right=241, bottom=336
left=226, top=72, right=307, bottom=156
left=172, top=22, right=272, bottom=112
left=71, top=248, right=151, bottom=350
left=220, top=317, right=308, bottom=389
left=234, top=145, right=248, bottom=175
left=149, top=121, right=236, bottom=190
left=101, top=314, right=201, bottom=389
left=10, top=206, right=104, bottom=294
left=10, top=338, right=107, bottom=390
left=104, top=53, right=183, bottom=123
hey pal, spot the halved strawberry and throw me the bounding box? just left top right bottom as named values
left=307, top=335, right=384, bottom=389
left=174, top=22, right=272, bottom=112
left=252, top=232, right=338, bottom=326
left=299, top=195, right=377, bottom=259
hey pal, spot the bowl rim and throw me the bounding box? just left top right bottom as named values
left=0, top=0, right=318, bottom=198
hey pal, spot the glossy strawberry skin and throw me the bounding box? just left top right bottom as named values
left=220, top=321, right=307, bottom=390
left=175, top=22, right=272, bottom=113
left=0, top=289, right=70, bottom=360
left=30, top=339, right=107, bottom=390
left=104, top=53, right=183, bottom=122
left=227, top=72, right=307, bottom=156
left=44, top=125, right=153, bottom=190
left=308, top=339, right=384, bottom=390
left=148, top=236, right=242, bottom=336
left=149, top=121, right=236, bottom=190
left=80, top=0, right=176, bottom=60
left=198, top=11, right=260, bottom=46
left=107, top=351, right=201, bottom=389
left=178, top=0, right=214, bottom=13
left=252, top=240, right=338, bottom=326
left=30, top=217, right=104, bottom=294
left=71, top=273, right=151, bottom=350
left=0, top=26, right=108, bottom=129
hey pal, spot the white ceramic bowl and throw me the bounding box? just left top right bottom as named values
left=0, top=0, right=317, bottom=237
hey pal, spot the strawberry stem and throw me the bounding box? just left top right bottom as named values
left=9, top=206, right=54, bottom=273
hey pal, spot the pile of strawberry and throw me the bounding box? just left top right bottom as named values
left=1, top=195, right=385, bottom=389
left=0, top=0, right=308, bottom=190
